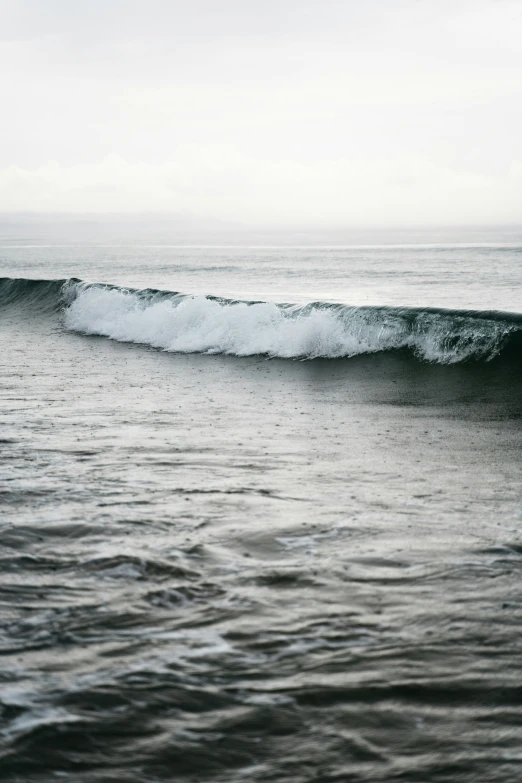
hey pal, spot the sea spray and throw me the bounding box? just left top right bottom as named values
left=61, top=280, right=518, bottom=364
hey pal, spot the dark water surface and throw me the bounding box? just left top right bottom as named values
left=1, top=231, right=522, bottom=782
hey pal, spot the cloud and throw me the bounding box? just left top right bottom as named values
left=1, top=149, right=520, bottom=226
left=0, top=0, right=521, bottom=224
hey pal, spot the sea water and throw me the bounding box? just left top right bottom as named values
left=1, top=220, right=521, bottom=782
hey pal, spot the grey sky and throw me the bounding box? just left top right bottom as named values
left=1, top=0, right=521, bottom=225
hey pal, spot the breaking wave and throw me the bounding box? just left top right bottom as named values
left=2, top=277, right=521, bottom=364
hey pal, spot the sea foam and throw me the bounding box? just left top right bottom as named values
left=62, top=282, right=516, bottom=364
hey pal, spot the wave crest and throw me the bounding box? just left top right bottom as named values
left=62, top=281, right=519, bottom=364
left=1, top=277, right=519, bottom=364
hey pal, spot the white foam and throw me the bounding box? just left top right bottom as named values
left=63, top=285, right=511, bottom=364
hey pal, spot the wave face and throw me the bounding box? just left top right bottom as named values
left=2, top=277, right=521, bottom=364
left=0, top=276, right=65, bottom=312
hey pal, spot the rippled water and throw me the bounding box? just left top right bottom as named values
left=1, top=223, right=522, bottom=782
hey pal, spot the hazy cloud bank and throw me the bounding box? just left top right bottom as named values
left=1, top=0, right=521, bottom=225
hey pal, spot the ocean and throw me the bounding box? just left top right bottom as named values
left=1, top=219, right=522, bottom=782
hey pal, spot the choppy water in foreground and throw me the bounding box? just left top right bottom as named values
left=1, top=224, right=522, bottom=782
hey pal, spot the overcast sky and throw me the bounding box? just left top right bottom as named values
left=1, top=0, right=521, bottom=226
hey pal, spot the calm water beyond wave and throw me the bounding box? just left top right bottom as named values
left=1, top=221, right=522, bottom=782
